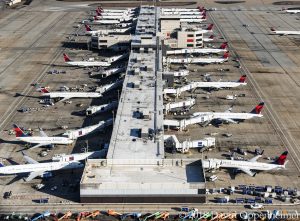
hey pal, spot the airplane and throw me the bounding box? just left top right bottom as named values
left=167, top=51, right=229, bottom=64
left=203, top=35, right=214, bottom=42
left=202, top=24, right=214, bottom=33
left=194, top=75, right=247, bottom=90
left=38, top=87, right=103, bottom=103
left=0, top=151, right=102, bottom=181
left=192, top=102, right=264, bottom=125
left=270, top=27, right=300, bottom=36
left=63, top=119, right=113, bottom=140
left=166, top=42, right=228, bottom=55
left=13, top=124, right=73, bottom=149
left=84, top=24, right=102, bottom=35
left=63, top=53, right=111, bottom=67
left=202, top=151, right=288, bottom=177
left=281, top=8, right=300, bottom=14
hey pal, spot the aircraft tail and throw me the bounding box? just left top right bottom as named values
left=13, top=124, right=28, bottom=137
left=250, top=102, right=265, bottom=114
left=85, top=24, right=92, bottom=32
left=201, top=14, right=206, bottom=19
left=198, top=6, right=205, bottom=12
left=63, top=53, right=71, bottom=62
left=270, top=27, right=276, bottom=32
left=276, top=151, right=288, bottom=165
left=238, top=75, right=247, bottom=83
left=94, top=16, right=99, bottom=20
left=0, top=162, right=4, bottom=167
left=219, top=42, right=228, bottom=49
left=209, top=35, right=214, bottom=39
left=207, top=24, right=214, bottom=30
left=96, top=10, right=101, bottom=16
left=223, top=51, right=229, bottom=59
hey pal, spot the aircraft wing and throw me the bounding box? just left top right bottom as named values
left=249, top=155, right=262, bottom=162
left=22, top=151, right=39, bottom=164
left=29, top=143, right=52, bottom=150
left=59, top=97, right=71, bottom=103
left=25, top=170, right=45, bottom=182
left=238, top=167, right=256, bottom=177
left=216, top=117, right=237, bottom=124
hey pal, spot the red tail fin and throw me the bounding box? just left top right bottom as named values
left=270, top=27, right=276, bottom=32
left=63, top=53, right=71, bottom=62
left=207, top=24, right=214, bottom=30
left=41, top=88, right=50, bottom=93
left=223, top=52, right=229, bottom=59
left=250, top=102, right=264, bottom=114
left=13, top=124, right=27, bottom=137
left=96, top=10, right=101, bottom=16
left=209, top=35, right=214, bottom=39
left=201, top=14, right=206, bottom=19
left=220, top=42, right=228, bottom=49
left=94, top=16, right=99, bottom=20
left=85, top=24, right=92, bottom=32
left=276, top=151, right=288, bottom=165
left=238, top=75, right=246, bottom=83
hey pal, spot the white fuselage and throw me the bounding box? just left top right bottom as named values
left=180, top=18, right=206, bottom=23
left=202, top=159, right=284, bottom=171
left=16, top=136, right=73, bottom=145
left=203, top=37, right=214, bottom=42
left=42, top=92, right=103, bottom=99
left=193, top=112, right=263, bottom=120
left=284, top=9, right=300, bottom=14
left=167, top=48, right=227, bottom=55
left=66, top=60, right=111, bottom=67
left=0, top=161, right=83, bottom=175
left=272, top=30, right=300, bottom=35
left=168, top=57, right=227, bottom=64
left=195, top=81, right=246, bottom=88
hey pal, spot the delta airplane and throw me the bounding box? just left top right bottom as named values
left=84, top=24, right=103, bottom=35
left=167, top=51, right=229, bottom=64
left=0, top=151, right=101, bottom=181
left=202, top=151, right=288, bottom=177
left=13, top=124, right=73, bottom=149
left=203, top=35, right=214, bottom=42
left=195, top=75, right=247, bottom=90
left=192, top=102, right=264, bottom=125
left=38, top=87, right=103, bottom=103
left=63, top=53, right=111, bottom=67
left=166, top=42, right=228, bottom=55
left=270, top=27, right=300, bottom=36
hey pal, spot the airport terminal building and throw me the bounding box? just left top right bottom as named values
left=80, top=5, right=206, bottom=203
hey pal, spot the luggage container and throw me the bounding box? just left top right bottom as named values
left=274, top=186, right=283, bottom=194
left=235, top=198, right=245, bottom=204
left=263, top=192, right=270, bottom=198
left=265, top=198, right=273, bottom=204
left=216, top=198, right=228, bottom=203
left=255, top=197, right=262, bottom=203
left=255, top=186, right=265, bottom=192
left=246, top=198, right=255, bottom=204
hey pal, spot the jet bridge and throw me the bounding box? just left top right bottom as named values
left=95, top=79, right=123, bottom=94
left=164, top=135, right=215, bottom=153
left=164, top=113, right=213, bottom=130
left=164, top=98, right=195, bottom=114
left=86, top=101, right=118, bottom=116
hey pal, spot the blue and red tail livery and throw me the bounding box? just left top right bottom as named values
left=0, top=162, right=4, bottom=167
left=207, top=24, right=214, bottom=30
left=220, top=42, right=228, bottom=49
left=238, top=75, right=247, bottom=83
left=63, top=53, right=71, bottom=62
left=250, top=102, right=264, bottom=114
left=13, top=124, right=28, bottom=137
left=276, top=151, right=288, bottom=165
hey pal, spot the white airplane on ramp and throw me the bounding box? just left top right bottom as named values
left=166, top=42, right=228, bottom=55
left=13, top=124, right=73, bottom=149
left=192, top=102, right=264, bottom=126
left=0, top=151, right=103, bottom=181
left=270, top=27, right=300, bottom=35
left=282, top=8, right=300, bottom=14
left=202, top=151, right=288, bottom=177
left=38, top=87, right=103, bottom=103
left=63, top=53, right=111, bottom=67
left=167, top=51, right=229, bottom=64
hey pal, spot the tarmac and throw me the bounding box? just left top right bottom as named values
left=0, top=0, right=299, bottom=214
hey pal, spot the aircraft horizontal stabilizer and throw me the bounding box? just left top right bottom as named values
left=22, top=151, right=39, bottom=164
left=239, top=168, right=256, bottom=177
